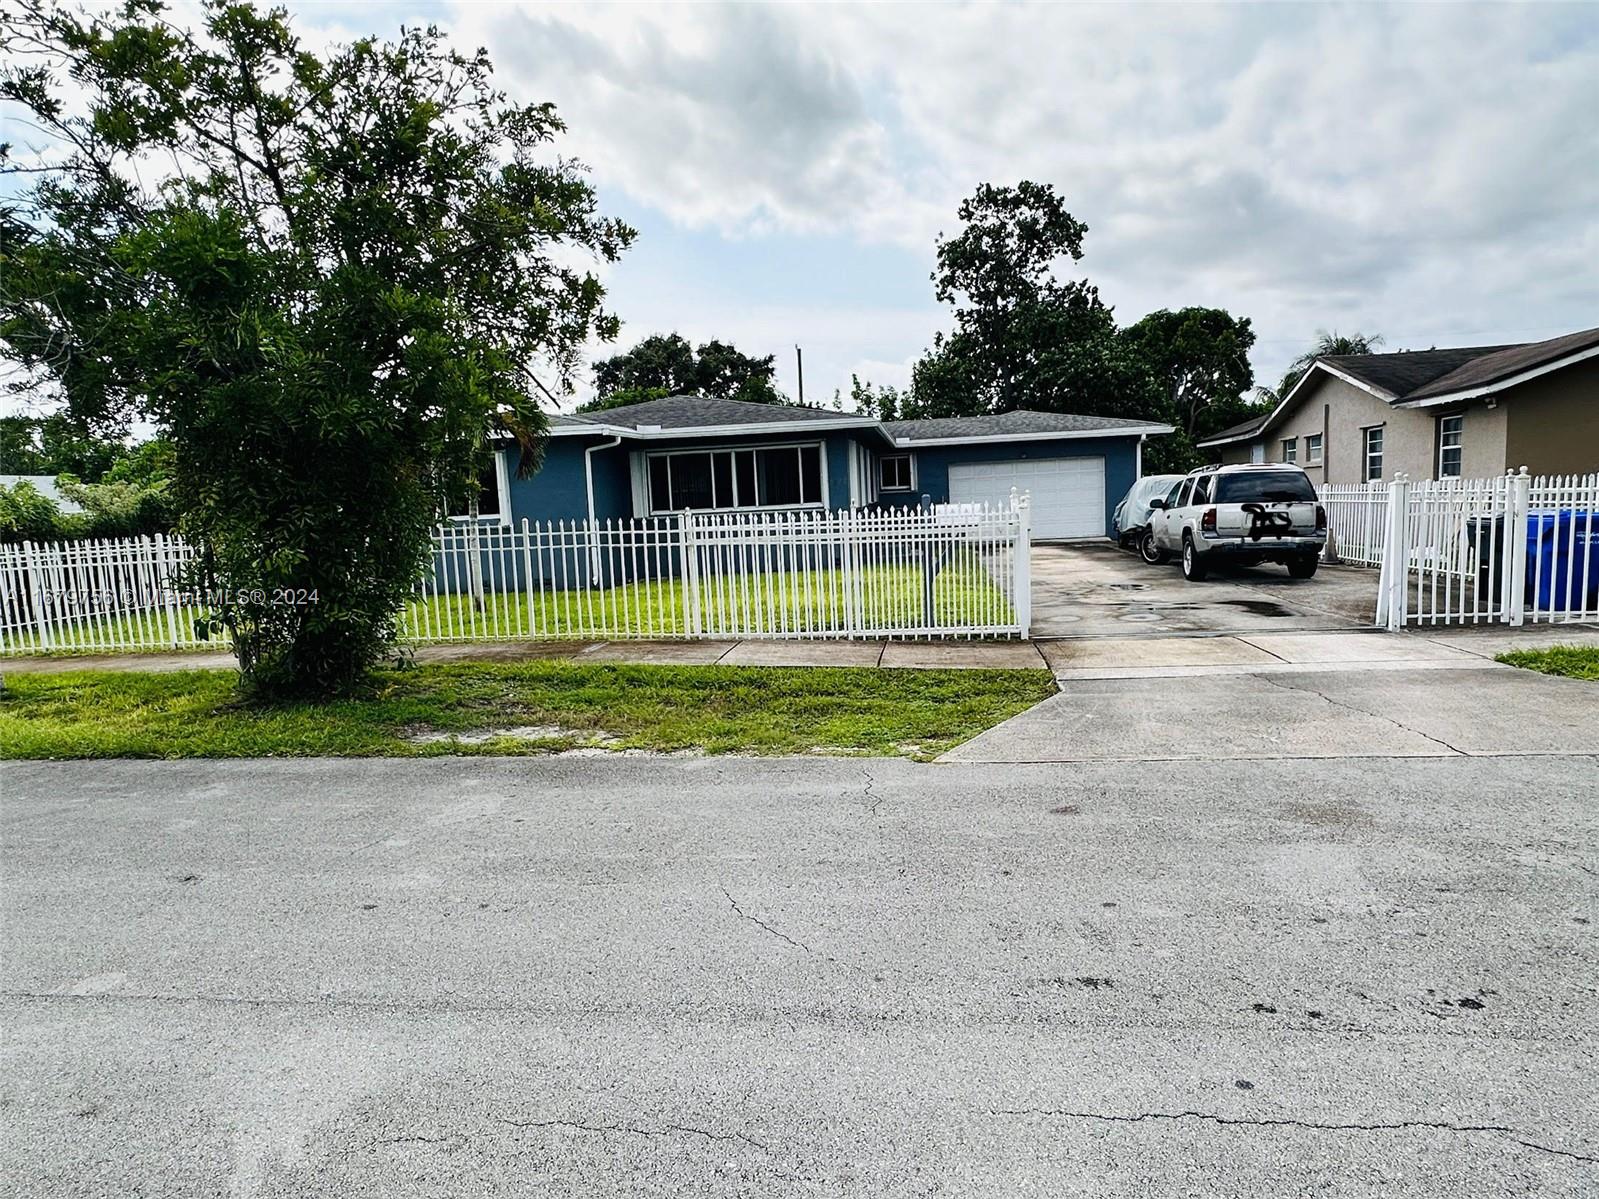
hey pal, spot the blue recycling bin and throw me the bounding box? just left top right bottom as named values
left=1525, top=511, right=1599, bottom=612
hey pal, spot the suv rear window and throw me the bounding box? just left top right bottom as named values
left=1215, top=470, right=1316, bottom=503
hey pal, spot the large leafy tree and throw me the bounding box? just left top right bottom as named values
left=1120, top=306, right=1257, bottom=450
left=0, top=0, right=633, bottom=696
left=582, top=332, right=782, bottom=411
left=907, top=181, right=1124, bottom=418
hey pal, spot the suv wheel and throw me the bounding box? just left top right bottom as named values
left=1181, top=535, right=1209, bottom=582
left=1287, top=553, right=1319, bottom=579
left=1140, top=529, right=1169, bottom=565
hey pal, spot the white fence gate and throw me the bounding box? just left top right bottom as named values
left=1319, top=482, right=1389, bottom=567
left=1369, top=471, right=1599, bottom=629
left=0, top=499, right=1033, bottom=655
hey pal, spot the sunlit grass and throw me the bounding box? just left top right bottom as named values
left=1496, top=645, right=1599, bottom=680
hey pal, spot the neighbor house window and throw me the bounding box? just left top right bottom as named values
left=1363, top=426, right=1384, bottom=482
left=447, top=451, right=507, bottom=522
left=1281, top=438, right=1297, bottom=464
left=1437, top=414, right=1464, bottom=478
left=1305, top=433, right=1323, bottom=465
left=647, top=444, right=824, bottom=513
left=879, top=454, right=914, bottom=492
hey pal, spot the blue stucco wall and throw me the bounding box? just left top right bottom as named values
left=505, top=429, right=878, bottom=524
left=903, top=437, right=1141, bottom=535
left=504, top=429, right=1144, bottom=537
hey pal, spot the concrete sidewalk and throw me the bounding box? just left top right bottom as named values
left=0, top=636, right=1052, bottom=676
left=1043, top=624, right=1599, bottom=680
left=946, top=623, right=1599, bottom=764
left=3, top=623, right=1594, bottom=677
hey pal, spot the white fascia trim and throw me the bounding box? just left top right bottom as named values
left=1392, top=344, right=1599, bottom=408
left=892, top=425, right=1174, bottom=447
left=1195, top=428, right=1265, bottom=448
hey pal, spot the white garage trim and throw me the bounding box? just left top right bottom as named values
left=948, top=457, right=1106, bottom=540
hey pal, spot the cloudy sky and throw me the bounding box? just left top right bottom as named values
left=15, top=1, right=1599, bottom=413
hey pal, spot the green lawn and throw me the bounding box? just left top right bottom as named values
left=1495, top=645, right=1599, bottom=680
left=4, top=556, right=1013, bottom=653
left=0, top=661, right=1054, bottom=761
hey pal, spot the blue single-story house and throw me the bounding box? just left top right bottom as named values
left=472, top=395, right=1171, bottom=541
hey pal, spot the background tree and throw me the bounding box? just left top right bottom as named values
left=1256, top=329, right=1384, bottom=405
left=1, top=0, right=633, bottom=696
left=0, top=412, right=130, bottom=480
left=910, top=181, right=1121, bottom=417
left=582, top=332, right=783, bottom=411
left=1119, top=307, right=1257, bottom=470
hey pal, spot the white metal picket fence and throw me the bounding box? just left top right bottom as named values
left=411, top=500, right=1031, bottom=642
left=0, top=499, right=1032, bottom=655
left=1372, top=471, right=1599, bottom=629
left=0, top=534, right=202, bottom=655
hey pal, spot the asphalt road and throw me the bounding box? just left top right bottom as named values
left=2, top=753, right=1595, bottom=1197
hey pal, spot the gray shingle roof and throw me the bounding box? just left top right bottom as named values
left=1196, top=413, right=1270, bottom=446
left=1319, top=345, right=1518, bottom=398
left=574, top=394, right=871, bottom=430
left=883, top=409, right=1171, bottom=442
left=1402, top=325, right=1599, bottom=401
left=1313, top=325, right=1599, bottom=403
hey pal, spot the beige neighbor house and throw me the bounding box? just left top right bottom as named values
left=1198, top=324, right=1599, bottom=484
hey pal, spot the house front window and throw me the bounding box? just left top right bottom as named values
left=1306, top=433, right=1323, bottom=465
left=646, top=443, right=824, bottom=513
left=1281, top=438, right=1297, bottom=464
left=1363, top=426, right=1384, bottom=482
left=1437, top=414, right=1464, bottom=478
left=446, top=451, right=507, bottom=522
left=879, top=453, right=914, bottom=492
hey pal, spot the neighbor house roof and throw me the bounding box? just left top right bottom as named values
left=883, top=409, right=1173, bottom=446
left=1318, top=345, right=1518, bottom=399
left=1244, top=323, right=1599, bottom=441
left=1195, top=413, right=1270, bottom=449
left=1400, top=325, right=1599, bottom=403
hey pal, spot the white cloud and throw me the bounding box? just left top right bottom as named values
left=438, top=1, right=1599, bottom=389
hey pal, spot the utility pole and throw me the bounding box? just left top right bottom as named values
left=795, top=344, right=804, bottom=406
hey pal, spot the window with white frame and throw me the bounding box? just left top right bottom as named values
left=1305, top=433, right=1323, bottom=464
left=1363, top=426, right=1384, bottom=482
left=1437, top=414, right=1464, bottom=478
left=646, top=444, right=824, bottom=513
left=1281, top=438, right=1297, bottom=464
left=879, top=453, right=914, bottom=492
left=446, top=451, right=508, bottom=521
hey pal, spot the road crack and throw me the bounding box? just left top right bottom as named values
left=861, top=766, right=884, bottom=819
left=1253, top=673, right=1467, bottom=755
left=501, top=1116, right=768, bottom=1152
left=720, top=885, right=814, bottom=955
left=986, top=1107, right=1595, bottom=1164
left=361, top=1132, right=463, bottom=1152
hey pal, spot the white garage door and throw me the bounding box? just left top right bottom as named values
left=949, top=457, right=1105, bottom=540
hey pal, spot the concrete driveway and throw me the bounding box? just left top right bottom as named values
left=4, top=747, right=1596, bottom=1196
left=1031, top=542, right=1378, bottom=638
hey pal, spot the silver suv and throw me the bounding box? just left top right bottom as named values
left=1146, top=464, right=1326, bottom=581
